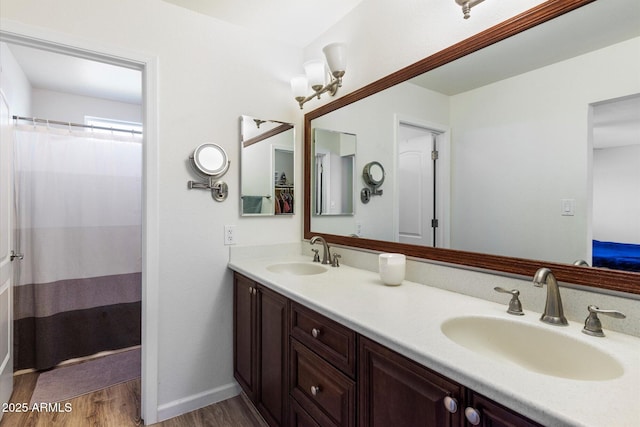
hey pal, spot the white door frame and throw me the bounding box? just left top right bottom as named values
left=0, top=20, right=160, bottom=424
left=393, top=114, right=451, bottom=248
left=0, top=90, right=14, bottom=419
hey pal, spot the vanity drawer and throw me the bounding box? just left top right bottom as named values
left=290, top=302, right=356, bottom=377
left=290, top=338, right=355, bottom=427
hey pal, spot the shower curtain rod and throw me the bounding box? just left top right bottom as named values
left=13, top=115, right=143, bottom=135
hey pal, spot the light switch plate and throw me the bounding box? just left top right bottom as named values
left=561, top=199, right=575, bottom=216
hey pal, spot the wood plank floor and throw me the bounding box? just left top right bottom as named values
left=1, top=373, right=267, bottom=427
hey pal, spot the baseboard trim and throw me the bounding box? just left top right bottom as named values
left=156, top=382, right=241, bottom=422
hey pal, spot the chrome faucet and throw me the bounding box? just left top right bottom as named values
left=310, top=236, right=332, bottom=265
left=532, top=267, right=568, bottom=326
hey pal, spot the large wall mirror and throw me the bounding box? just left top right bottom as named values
left=241, top=115, right=295, bottom=215
left=304, top=0, right=640, bottom=294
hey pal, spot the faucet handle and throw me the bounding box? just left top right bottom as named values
left=582, top=305, right=626, bottom=337
left=493, top=287, right=524, bottom=315
left=331, top=253, right=341, bottom=267
left=311, top=249, right=320, bottom=263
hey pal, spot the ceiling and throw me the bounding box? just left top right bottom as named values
left=161, top=0, right=364, bottom=47
left=7, top=44, right=142, bottom=105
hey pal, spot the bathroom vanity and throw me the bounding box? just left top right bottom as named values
left=228, top=253, right=640, bottom=427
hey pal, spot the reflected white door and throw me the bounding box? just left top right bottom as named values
left=398, top=127, right=435, bottom=246
left=0, top=93, right=14, bottom=414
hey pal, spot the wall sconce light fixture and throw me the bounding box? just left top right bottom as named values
left=455, top=0, right=485, bottom=19
left=291, top=42, right=346, bottom=109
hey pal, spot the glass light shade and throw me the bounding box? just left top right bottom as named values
left=290, top=75, right=308, bottom=98
left=323, top=42, right=347, bottom=74
left=304, top=59, right=326, bottom=89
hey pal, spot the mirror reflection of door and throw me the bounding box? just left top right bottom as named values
left=590, top=94, right=640, bottom=272
left=397, top=122, right=445, bottom=247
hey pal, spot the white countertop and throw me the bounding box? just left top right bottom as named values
left=228, top=255, right=640, bottom=427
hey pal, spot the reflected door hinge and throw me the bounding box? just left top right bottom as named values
left=431, top=150, right=439, bottom=160
left=431, top=219, right=439, bottom=228
left=10, top=250, right=24, bottom=261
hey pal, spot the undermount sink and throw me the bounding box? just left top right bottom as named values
left=441, top=316, right=623, bottom=381
left=266, top=262, right=328, bottom=276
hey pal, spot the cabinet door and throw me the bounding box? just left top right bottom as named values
left=256, top=284, right=288, bottom=427
left=234, top=273, right=257, bottom=401
left=465, top=391, right=542, bottom=427
left=359, top=336, right=463, bottom=427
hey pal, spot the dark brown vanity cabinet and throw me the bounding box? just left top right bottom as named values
left=233, top=273, right=288, bottom=427
left=233, top=273, right=544, bottom=427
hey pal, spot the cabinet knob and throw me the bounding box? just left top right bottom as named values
left=465, top=407, right=481, bottom=425
left=443, top=396, right=458, bottom=413
left=311, top=328, right=321, bottom=338
left=310, top=385, right=321, bottom=396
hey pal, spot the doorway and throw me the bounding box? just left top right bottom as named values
left=395, top=117, right=450, bottom=248
left=0, top=26, right=158, bottom=423
left=589, top=94, right=640, bottom=271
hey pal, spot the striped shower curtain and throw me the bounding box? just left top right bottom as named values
left=13, top=125, right=142, bottom=371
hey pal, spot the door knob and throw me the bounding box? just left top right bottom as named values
left=10, top=250, right=24, bottom=261
left=465, top=407, right=481, bottom=425
left=443, top=396, right=458, bottom=413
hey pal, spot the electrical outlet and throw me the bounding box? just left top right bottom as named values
left=224, top=225, right=236, bottom=245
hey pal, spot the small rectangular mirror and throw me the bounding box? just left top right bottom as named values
left=240, top=115, right=294, bottom=216
left=313, top=128, right=355, bottom=216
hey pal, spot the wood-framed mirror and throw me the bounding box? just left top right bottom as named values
left=304, top=0, right=640, bottom=295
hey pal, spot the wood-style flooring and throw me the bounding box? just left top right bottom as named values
left=1, top=372, right=267, bottom=427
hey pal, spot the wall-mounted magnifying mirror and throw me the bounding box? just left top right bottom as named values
left=361, top=161, right=385, bottom=203
left=192, top=143, right=230, bottom=177
left=240, top=115, right=295, bottom=216
left=187, top=143, right=230, bottom=201
left=313, top=128, right=355, bottom=216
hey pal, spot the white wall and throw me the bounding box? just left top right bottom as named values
left=450, top=38, right=640, bottom=264
left=31, top=88, right=142, bottom=124
left=1, top=0, right=302, bottom=422
left=593, top=145, right=640, bottom=244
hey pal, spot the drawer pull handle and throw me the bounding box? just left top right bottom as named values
left=310, top=385, right=321, bottom=396
left=443, top=396, right=458, bottom=413
left=311, top=328, right=321, bottom=338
